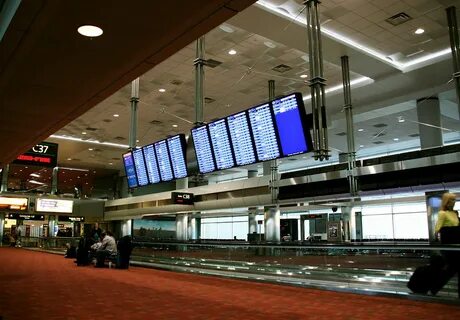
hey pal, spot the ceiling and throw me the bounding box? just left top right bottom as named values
left=2, top=0, right=460, bottom=191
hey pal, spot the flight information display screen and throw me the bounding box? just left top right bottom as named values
left=122, top=152, right=138, bottom=188
left=227, top=111, right=256, bottom=166
left=247, top=103, right=280, bottom=161
left=272, top=93, right=311, bottom=157
left=142, top=144, right=161, bottom=184
left=154, top=140, right=174, bottom=181
left=132, top=148, right=149, bottom=186
left=167, top=134, right=188, bottom=179
left=208, top=119, right=235, bottom=170
left=191, top=125, right=215, bottom=174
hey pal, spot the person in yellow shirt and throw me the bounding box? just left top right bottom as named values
left=432, top=192, right=459, bottom=296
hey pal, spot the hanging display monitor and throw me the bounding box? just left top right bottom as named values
left=208, top=119, right=235, bottom=170
left=227, top=111, right=256, bottom=166
left=272, top=93, right=312, bottom=157
left=122, top=152, right=138, bottom=188
left=142, top=144, right=161, bottom=184
left=132, top=148, right=149, bottom=186
left=167, top=134, right=188, bottom=179
left=36, top=198, right=73, bottom=213
left=154, top=140, right=174, bottom=181
left=191, top=125, right=216, bottom=174
left=247, top=103, right=280, bottom=161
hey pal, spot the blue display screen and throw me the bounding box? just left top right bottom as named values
left=122, top=152, right=138, bottom=188
left=208, top=119, right=234, bottom=170
left=154, top=140, right=174, bottom=181
left=132, top=148, right=149, bottom=186
left=142, top=144, right=161, bottom=184
left=272, top=93, right=309, bottom=157
left=191, top=126, right=215, bottom=174
left=227, top=111, right=256, bottom=166
left=167, top=134, right=188, bottom=179
left=248, top=103, right=280, bottom=161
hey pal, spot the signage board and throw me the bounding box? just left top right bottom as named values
left=36, top=198, right=73, bottom=213
left=0, top=196, right=28, bottom=211
left=58, top=216, right=85, bottom=222
left=13, top=141, right=58, bottom=168
left=171, top=192, right=194, bottom=205
left=7, top=213, right=45, bottom=221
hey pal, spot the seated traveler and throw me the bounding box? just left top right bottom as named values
left=95, top=231, right=117, bottom=268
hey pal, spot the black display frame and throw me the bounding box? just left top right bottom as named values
left=122, top=151, right=139, bottom=188
left=207, top=118, right=236, bottom=171
left=225, top=109, right=258, bottom=168
left=191, top=124, right=217, bottom=174
left=154, top=139, right=175, bottom=182
left=166, top=133, right=189, bottom=179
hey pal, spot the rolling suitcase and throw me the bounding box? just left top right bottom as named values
left=407, top=255, right=444, bottom=294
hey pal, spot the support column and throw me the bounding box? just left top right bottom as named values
left=51, top=167, right=58, bottom=195
left=194, top=36, right=205, bottom=126
left=188, top=213, right=201, bottom=240
left=340, top=206, right=351, bottom=242
left=446, top=6, right=460, bottom=117
left=176, top=214, right=188, bottom=241
left=341, top=56, right=357, bottom=196
left=264, top=207, right=280, bottom=242
left=129, top=78, right=140, bottom=149
left=416, top=97, right=443, bottom=149
left=305, top=0, right=329, bottom=161
left=1, top=164, right=9, bottom=192
left=121, top=220, right=132, bottom=237
left=48, top=215, right=57, bottom=237
left=0, top=213, right=5, bottom=244
left=247, top=170, right=258, bottom=238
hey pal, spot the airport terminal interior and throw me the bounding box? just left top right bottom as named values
left=1, top=0, right=460, bottom=319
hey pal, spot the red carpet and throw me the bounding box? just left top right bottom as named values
left=0, top=247, right=459, bottom=320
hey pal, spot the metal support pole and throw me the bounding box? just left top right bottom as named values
left=194, top=37, right=205, bottom=126
left=268, top=80, right=278, bottom=205
left=51, top=166, right=58, bottom=195
left=1, top=164, right=9, bottom=192
left=129, top=78, right=140, bottom=149
left=341, top=56, right=357, bottom=196
left=446, top=6, right=460, bottom=118
left=305, top=0, right=329, bottom=161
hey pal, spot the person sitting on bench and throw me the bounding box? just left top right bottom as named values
left=95, top=231, right=117, bottom=268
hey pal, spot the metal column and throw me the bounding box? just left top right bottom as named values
left=48, top=215, right=56, bottom=237
left=176, top=214, right=188, bottom=241
left=446, top=6, right=460, bottom=117
left=1, top=164, right=9, bottom=192
left=194, top=37, right=205, bottom=126
left=341, top=56, right=357, bottom=196
left=129, top=78, right=140, bottom=149
left=305, top=0, right=329, bottom=161
left=417, top=97, right=443, bottom=149
left=51, top=166, right=59, bottom=195
left=0, top=213, right=4, bottom=244
left=264, top=207, right=280, bottom=243
left=188, top=213, right=201, bottom=240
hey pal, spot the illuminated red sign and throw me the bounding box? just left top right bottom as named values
left=16, top=154, right=52, bottom=164
left=13, top=142, right=58, bottom=167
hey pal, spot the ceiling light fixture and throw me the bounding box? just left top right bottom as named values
left=358, top=128, right=364, bottom=132
left=398, top=117, right=405, bottom=123
left=50, top=134, right=129, bottom=149
left=67, top=158, right=72, bottom=161
left=264, top=41, right=276, bottom=48
left=393, top=138, right=399, bottom=141
left=113, top=114, right=119, bottom=117
left=219, top=24, right=234, bottom=33
left=300, top=74, right=308, bottom=78
left=228, top=49, right=237, bottom=55
left=303, top=76, right=373, bottom=101
left=82, top=131, right=87, bottom=135
left=77, top=25, right=103, bottom=37
left=414, top=28, right=425, bottom=35
left=88, top=148, right=94, bottom=151
left=30, top=173, right=40, bottom=178
left=159, top=88, right=166, bottom=92
left=172, top=124, right=178, bottom=128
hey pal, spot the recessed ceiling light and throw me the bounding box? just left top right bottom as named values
left=113, top=114, right=119, bottom=117
left=159, top=88, right=166, bottom=93
left=300, top=74, right=308, bottom=78
left=88, top=148, right=93, bottom=151
left=398, top=117, right=405, bottom=123
left=393, top=138, right=399, bottom=141
left=264, top=41, right=276, bottom=48
left=172, top=124, right=178, bottom=128
left=136, top=139, right=139, bottom=143
left=77, top=25, right=103, bottom=37
left=358, top=128, right=364, bottom=132
left=82, top=131, right=87, bottom=135
left=228, top=49, right=237, bottom=55
left=108, top=162, right=113, bottom=165
left=359, top=145, right=364, bottom=148
left=219, top=24, right=234, bottom=33
left=414, top=28, right=425, bottom=35
left=67, top=158, right=72, bottom=161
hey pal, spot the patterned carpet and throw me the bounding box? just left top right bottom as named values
left=0, top=247, right=459, bottom=320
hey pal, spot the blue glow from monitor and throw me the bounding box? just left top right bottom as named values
left=154, top=140, right=174, bottom=181
left=208, top=119, right=234, bottom=170
left=122, top=152, right=138, bottom=188
left=167, top=135, right=188, bottom=179
left=142, top=144, right=161, bottom=184
left=132, top=148, right=149, bottom=186
left=227, top=111, right=256, bottom=166
left=248, top=103, right=280, bottom=161
left=272, top=93, right=309, bottom=157
left=191, top=126, right=215, bottom=174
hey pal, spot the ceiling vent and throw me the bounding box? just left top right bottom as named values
left=409, top=133, right=420, bottom=137
left=170, top=79, right=183, bottom=86
left=335, top=132, right=347, bottom=136
left=205, top=97, right=215, bottom=104
left=114, top=136, right=125, bottom=141
left=372, top=141, right=384, bottom=145
left=102, top=119, right=112, bottom=123
left=373, top=123, right=388, bottom=128
left=272, top=64, right=292, bottom=73
left=85, top=127, right=98, bottom=131
left=150, top=120, right=162, bottom=125
left=385, top=12, right=412, bottom=26
left=205, top=59, right=222, bottom=68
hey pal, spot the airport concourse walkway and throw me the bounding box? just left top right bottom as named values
left=0, top=248, right=459, bottom=320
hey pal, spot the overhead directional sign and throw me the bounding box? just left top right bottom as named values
left=13, top=142, right=58, bottom=168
